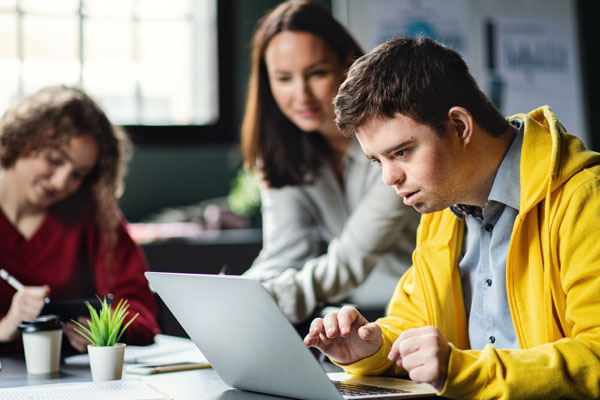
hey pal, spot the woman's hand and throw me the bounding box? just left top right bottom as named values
left=0, top=285, right=50, bottom=342
left=64, top=316, right=92, bottom=353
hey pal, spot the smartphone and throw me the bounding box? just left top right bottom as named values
left=126, top=361, right=210, bottom=375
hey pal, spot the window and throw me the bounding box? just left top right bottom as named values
left=0, top=0, right=232, bottom=144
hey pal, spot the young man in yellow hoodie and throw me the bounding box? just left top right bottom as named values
left=304, top=37, right=600, bottom=399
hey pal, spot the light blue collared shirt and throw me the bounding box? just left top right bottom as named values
left=452, top=119, right=523, bottom=350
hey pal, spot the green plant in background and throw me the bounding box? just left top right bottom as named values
left=72, top=297, right=138, bottom=347
left=228, top=168, right=261, bottom=217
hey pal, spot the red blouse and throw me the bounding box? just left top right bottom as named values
left=0, top=198, right=160, bottom=350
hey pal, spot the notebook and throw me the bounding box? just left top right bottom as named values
left=145, top=272, right=437, bottom=400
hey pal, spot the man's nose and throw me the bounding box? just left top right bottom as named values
left=382, top=162, right=404, bottom=187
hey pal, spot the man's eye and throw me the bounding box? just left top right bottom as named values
left=370, top=159, right=381, bottom=167
left=394, top=149, right=406, bottom=157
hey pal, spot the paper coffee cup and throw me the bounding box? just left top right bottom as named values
left=18, top=315, right=63, bottom=374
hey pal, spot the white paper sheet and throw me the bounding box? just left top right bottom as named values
left=0, top=380, right=169, bottom=400
left=65, top=334, right=207, bottom=366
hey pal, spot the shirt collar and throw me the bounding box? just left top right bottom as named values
left=487, top=119, right=523, bottom=211
left=450, top=119, right=523, bottom=219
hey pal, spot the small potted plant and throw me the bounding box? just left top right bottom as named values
left=72, top=297, right=138, bottom=381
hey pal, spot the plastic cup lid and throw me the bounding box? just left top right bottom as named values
left=18, top=314, right=64, bottom=333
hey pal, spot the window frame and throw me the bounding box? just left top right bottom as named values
left=125, top=0, right=235, bottom=146
left=0, top=0, right=235, bottom=146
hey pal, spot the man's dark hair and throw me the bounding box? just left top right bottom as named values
left=334, top=37, right=509, bottom=137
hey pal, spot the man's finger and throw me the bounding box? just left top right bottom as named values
left=357, top=323, right=381, bottom=342
left=398, top=335, right=422, bottom=358
left=303, top=330, right=326, bottom=347
left=398, top=326, right=437, bottom=341
left=323, top=311, right=340, bottom=338
left=399, top=350, right=424, bottom=372
left=303, top=334, right=317, bottom=346
left=337, top=306, right=362, bottom=336
left=307, top=318, right=325, bottom=338
left=388, top=336, right=401, bottom=361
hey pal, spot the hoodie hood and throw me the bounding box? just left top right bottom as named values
left=509, top=106, right=600, bottom=215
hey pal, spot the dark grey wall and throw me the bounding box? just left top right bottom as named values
left=119, top=145, right=239, bottom=221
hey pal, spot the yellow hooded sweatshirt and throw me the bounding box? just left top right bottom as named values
left=341, top=106, right=600, bottom=399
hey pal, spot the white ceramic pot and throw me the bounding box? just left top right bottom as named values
left=87, top=343, right=126, bottom=381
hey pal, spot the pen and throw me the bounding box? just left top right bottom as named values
left=0, top=268, right=24, bottom=291
left=0, top=268, right=50, bottom=303
left=126, top=361, right=210, bottom=375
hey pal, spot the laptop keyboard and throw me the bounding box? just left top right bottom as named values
left=334, top=381, right=410, bottom=397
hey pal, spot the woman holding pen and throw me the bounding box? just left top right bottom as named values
left=0, top=86, right=159, bottom=353
left=0, top=268, right=49, bottom=343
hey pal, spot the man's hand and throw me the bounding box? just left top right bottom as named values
left=387, top=326, right=450, bottom=392
left=303, top=305, right=382, bottom=365
left=64, top=316, right=92, bottom=353
left=0, top=285, right=50, bottom=342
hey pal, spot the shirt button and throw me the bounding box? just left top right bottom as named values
left=484, top=223, right=493, bottom=232
left=489, top=336, right=496, bottom=344
left=485, top=279, right=492, bottom=287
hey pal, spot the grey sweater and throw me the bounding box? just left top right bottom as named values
left=244, top=138, right=420, bottom=323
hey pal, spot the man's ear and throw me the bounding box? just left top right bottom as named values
left=448, top=107, right=473, bottom=147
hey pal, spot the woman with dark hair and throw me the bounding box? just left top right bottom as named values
left=0, top=85, right=159, bottom=352
left=242, top=0, right=419, bottom=324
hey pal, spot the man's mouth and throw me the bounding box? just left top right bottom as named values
left=398, top=190, right=419, bottom=206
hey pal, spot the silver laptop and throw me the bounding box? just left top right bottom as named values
left=145, top=272, right=437, bottom=400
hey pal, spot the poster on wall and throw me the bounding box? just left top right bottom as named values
left=482, top=16, right=587, bottom=143
left=361, top=0, right=471, bottom=64
left=334, top=0, right=588, bottom=144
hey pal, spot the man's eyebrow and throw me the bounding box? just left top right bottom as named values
left=382, top=140, right=412, bottom=155
left=364, top=140, right=412, bottom=161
